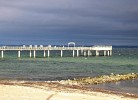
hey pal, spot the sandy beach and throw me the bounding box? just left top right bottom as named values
left=0, top=81, right=137, bottom=100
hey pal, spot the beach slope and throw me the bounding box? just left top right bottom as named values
left=0, top=84, right=137, bottom=100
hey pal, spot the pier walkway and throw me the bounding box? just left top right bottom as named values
left=0, top=45, right=112, bottom=58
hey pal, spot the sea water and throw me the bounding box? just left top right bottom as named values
left=0, top=47, right=138, bottom=94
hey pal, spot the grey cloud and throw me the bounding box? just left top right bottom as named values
left=0, top=0, right=138, bottom=45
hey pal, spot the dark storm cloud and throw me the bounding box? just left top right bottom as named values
left=0, top=0, right=138, bottom=45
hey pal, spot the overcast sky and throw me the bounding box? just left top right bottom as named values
left=0, top=0, right=138, bottom=45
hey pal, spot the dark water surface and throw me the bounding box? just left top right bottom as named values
left=0, top=48, right=138, bottom=94
left=88, top=79, right=138, bottom=95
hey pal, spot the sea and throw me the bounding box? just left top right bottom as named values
left=0, top=46, right=138, bottom=95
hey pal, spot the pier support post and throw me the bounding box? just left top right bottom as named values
left=88, top=50, right=90, bottom=57
left=104, top=51, right=106, bottom=56
left=73, top=50, right=75, bottom=57
left=89, top=51, right=92, bottom=56
left=34, top=50, right=36, bottom=58
left=1, top=51, right=3, bottom=58
left=18, top=51, right=21, bottom=58
left=84, top=51, right=87, bottom=57
left=77, top=50, right=79, bottom=57
left=44, top=50, right=46, bottom=57
left=107, top=51, right=110, bottom=56
left=48, top=50, right=50, bottom=57
left=96, top=50, right=99, bottom=56
left=30, top=51, right=32, bottom=58
left=61, top=50, right=63, bottom=57
left=110, top=50, right=112, bottom=56
left=81, top=50, right=83, bottom=55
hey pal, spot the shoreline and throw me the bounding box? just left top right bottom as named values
left=0, top=73, right=137, bottom=98
left=0, top=80, right=138, bottom=100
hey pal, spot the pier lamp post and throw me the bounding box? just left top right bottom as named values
left=68, top=42, right=75, bottom=47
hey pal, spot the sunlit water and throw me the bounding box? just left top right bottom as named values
left=0, top=48, right=138, bottom=94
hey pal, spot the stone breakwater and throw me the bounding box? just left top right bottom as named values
left=60, top=73, right=138, bottom=85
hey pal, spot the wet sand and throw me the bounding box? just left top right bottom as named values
left=0, top=81, right=137, bottom=100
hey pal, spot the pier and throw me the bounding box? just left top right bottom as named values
left=0, top=45, right=112, bottom=58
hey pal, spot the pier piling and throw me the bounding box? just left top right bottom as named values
left=73, top=50, right=75, bottom=57
left=1, top=51, right=3, bottom=58
left=77, top=50, right=79, bottom=57
left=44, top=50, right=46, bottom=57
left=104, top=51, right=106, bottom=56
left=110, top=50, right=112, bottom=56
left=96, top=50, right=99, bottom=56
left=18, top=51, right=21, bottom=58
left=108, top=51, right=110, bottom=56
left=61, top=50, right=63, bottom=57
left=48, top=50, right=50, bottom=57
left=34, top=50, right=36, bottom=58
left=84, top=51, right=87, bottom=57
left=30, top=51, right=32, bottom=58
